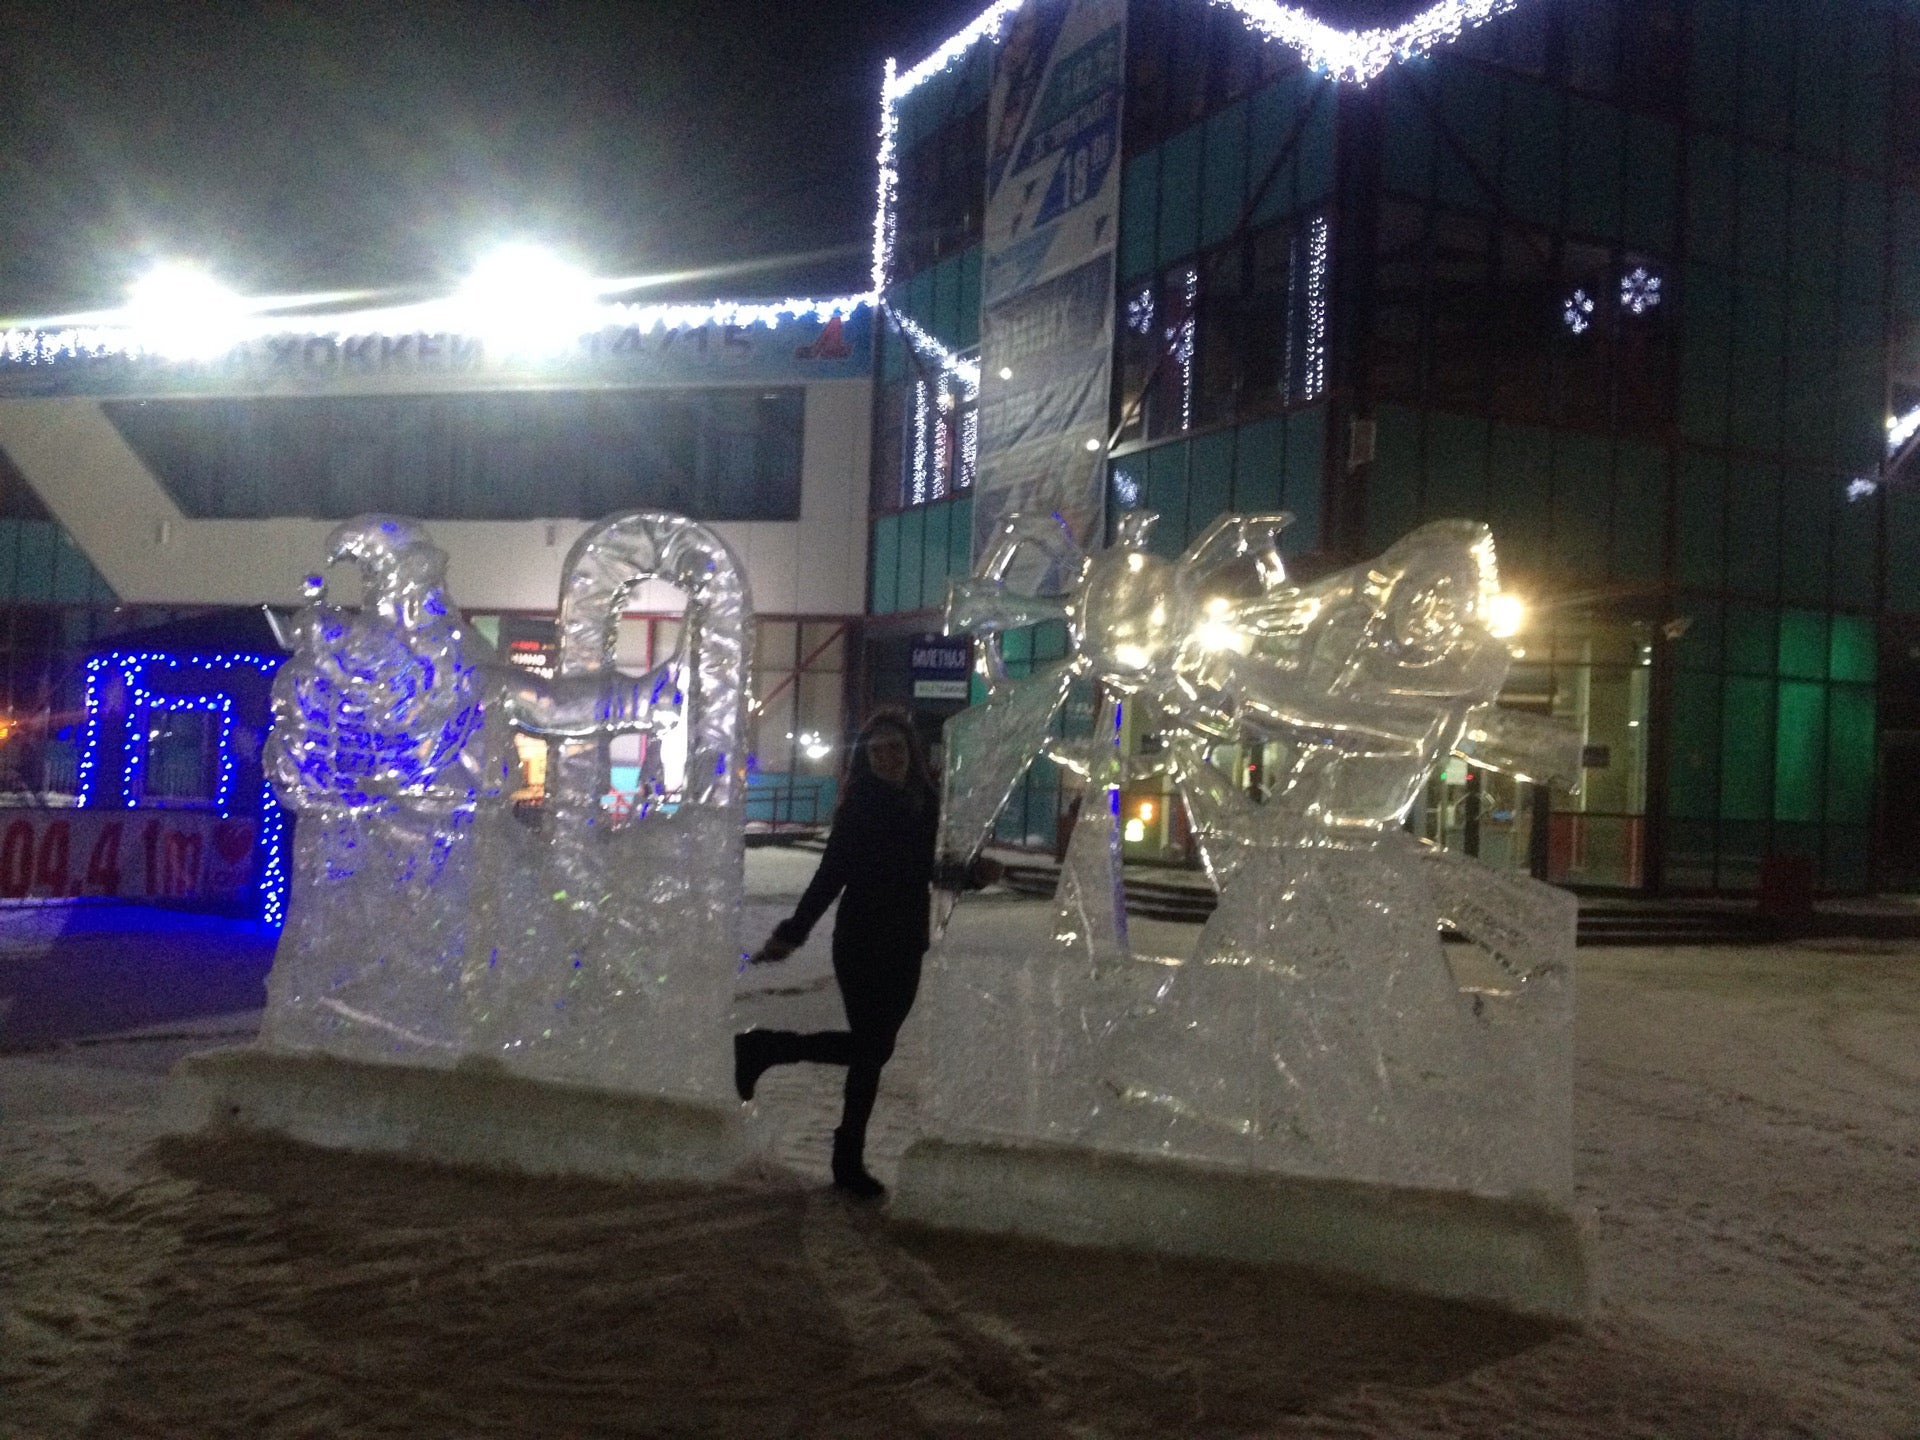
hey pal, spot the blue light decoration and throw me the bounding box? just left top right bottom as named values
left=77, top=649, right=289, bottom=925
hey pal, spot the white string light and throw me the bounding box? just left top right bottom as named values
left=870, top=0, right=1532, bottom=286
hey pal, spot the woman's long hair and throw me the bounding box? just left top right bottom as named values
left=839, top=707, right=935, bottom=814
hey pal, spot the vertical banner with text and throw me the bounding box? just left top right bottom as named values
left=972, top=0, right=1126, bottom=564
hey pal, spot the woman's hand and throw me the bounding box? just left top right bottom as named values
left=748, top=935, right=797, bottom=966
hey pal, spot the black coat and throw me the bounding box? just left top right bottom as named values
left=773, top=774, right=939, bottom=961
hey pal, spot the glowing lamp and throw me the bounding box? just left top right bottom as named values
left=124, top=262, right=249, bottom=361
left=1486, top=593, right=1526, bottom=640
left=1137, top=800, right=1155, bottom=822
left=455, top=243, right=602, bottom=355
left=1123, top=817, right=1146, bottom=843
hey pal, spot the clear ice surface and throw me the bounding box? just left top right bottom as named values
left=261, top=512, right=749, bottom=1101
left=932, top=510, right=1580, bottom=1201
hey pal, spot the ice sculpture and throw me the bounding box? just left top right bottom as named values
left=261, top=511, right=748, bottom=1101
left=923, top=510, right=1584, bottom=1202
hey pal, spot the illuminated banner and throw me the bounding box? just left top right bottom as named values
left=973, top=0, right=1125, bottom=562
left=0, top=307, right=871, bottom=399
left=0, top=809, right=256, bottom=904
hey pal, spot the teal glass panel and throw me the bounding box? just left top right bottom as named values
left=1145, top=441, right=1190, bottom=557
left=1791, top=0, right=1846, bottom=160
left=1157, top=126, right=1202, bottom=268
left=870, top=512, right=898, bottom=614
left=1187, top=429, right=1234, bottom=545
left=1120, top=151, right=1159, bottom=283
left=1831, top=489, right=1876, bottom=610
left=1740, top=0, right=1793, bottom=147
left=1737, top=147, right=1789, bottom=278
left=1486, top=423, right=1551, bottom=576
left=920, top=501, right=951, bottom=610
left=1666, top=669, right=1721, bottom=819
left=1893, top=489, right=1920, bottom=614
left=52, top=530, right=94, bottom=603
left=1283, top=406, right=1324, bottom=551
left=1788, top=162, right=1843, bottom=299
left=1670, top=601, right=1722, bottom=672
left=1895, top=189, right=1920, bottom=325
left=1773, top=680, right=1826, bottom=822
left=1822, top=826, right=1871, bottom=891
left=1502, top=77, right=1561, bottom=229
left=1611, top=440, right=1664, bottom=582
left=1678, top=264, right=1732, bottom=447
left=1665, top=819, right=1718, bottom=889
left=1777, top=610, right=1828, bottom=678
left=881, top=322, right=904, bottom=384
left=1718, top=675, right=1775, bottom=821
left=1685, top=133, right=1737, bottom=266
left=1828, top=615, right=1876, bottom=683
left=897, top=505, right=925, bottom=615
left=907, top=267, right=935, bottom=328
left=1728, top=285, right=1786, bottom=455
left=1825, top=684, right=1876, bottom=824
left=1551, top=430, right=1610, bottom=581
left=1675, top=450, right=1725, bottom=590
left=949, top=494, right=975, bottom=580
left=1033, top=618, right=1070, bottom=661
left=1295, top=87, right=1334, bottom=209
left=1621, top=112, right=1678, bottom=252
left=1717, top=820, right=1767, bottom=891
left=1834, top=306, right=1887, bottom=473
left=1232, top=416, right=1284, bottom=513
left=15, top=520, right=53, bottom=600
left=1564, top=95, right=1621, bottom=239
left=1246, top=74, right=1299, bottom=207
left=1423, top=409, right=1487, bottom=519
left=1841, top=13, right=1890, bottom=173
left=1434, top=59, right=1501, bottom=213
left=958, top=247, right=982, bottom=348
left=1777, top=474, right=1831, bottom=606
left=1687, top=0, right=1738, bottom=124
left=1000, top=625, right=1033, bottom=673
left=0, top=520, right=16, bottom=601
left=1840, top=174, right=1887, bottom=307
left=1200, top=100, right=1248, bottom=250
left=1724, top=604, right=1777, bottom=675
left=933, top=256, right=959, bottom=346
left=1378, top=75, right=1433, bottom=198
left=1725, top=457, right=1782, bottom=601
left=1368, top=405, right=1422, bottom=552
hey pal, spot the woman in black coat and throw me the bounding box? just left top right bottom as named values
left=735, top=709, right=980, bottom=1199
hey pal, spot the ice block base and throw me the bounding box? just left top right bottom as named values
left=893, top=1136, right=1589, bottom=1322
left=162, top=1047, right=747, bottom=1185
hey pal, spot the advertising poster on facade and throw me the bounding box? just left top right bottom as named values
left=0, top=810, right=256, bottom=904
left=972, top=0, right=1126, bottom=563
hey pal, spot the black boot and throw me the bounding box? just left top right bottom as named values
left=733, top=1030, right=780, bottom=1102
left=831, top=1126, right=885, bottom=1200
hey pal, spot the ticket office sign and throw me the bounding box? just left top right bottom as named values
left=0, top=810, right=257, bottom=903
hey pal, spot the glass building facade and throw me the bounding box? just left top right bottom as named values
left=869, top=0, right=1920, bottom=893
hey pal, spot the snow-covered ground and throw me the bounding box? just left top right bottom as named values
left=2, top=854, right=1915, bottom=1437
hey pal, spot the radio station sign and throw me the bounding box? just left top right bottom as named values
left=0, top=306, right=871, bottom=399
left=911, top=634, right=973, bottom=700
left=0, top=810, right=256, bottom=903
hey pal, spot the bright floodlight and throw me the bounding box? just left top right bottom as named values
left=1486, top=592, right=1526, bottom=640
left=124, top=262, right=249, bottom=361
left=455, top=243, right=602, bottom=355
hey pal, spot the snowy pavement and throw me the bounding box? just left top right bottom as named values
left=2, top=856, right=1916, bottom=1436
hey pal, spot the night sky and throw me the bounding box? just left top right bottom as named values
left=0, top=0, right=990, bottom=317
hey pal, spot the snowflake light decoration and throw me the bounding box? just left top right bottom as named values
left=1619, top=266, right=1662, bottom=315
left=1562, top=289, right=1595, bottom=334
